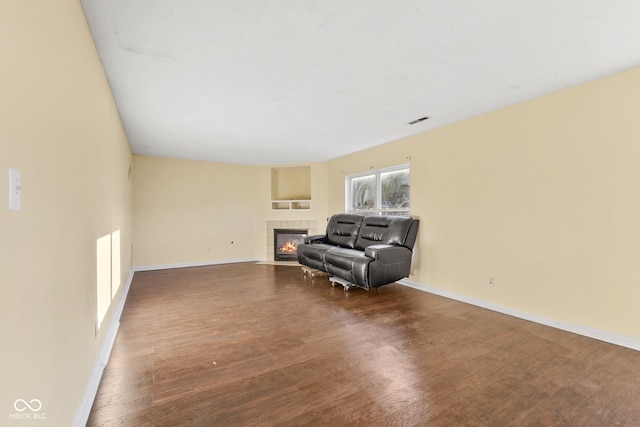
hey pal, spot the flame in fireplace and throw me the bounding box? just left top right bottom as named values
left=279, top=241, right=298, bottom=253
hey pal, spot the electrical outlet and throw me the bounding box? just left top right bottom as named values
left=488, top=276, right=495, bottom=286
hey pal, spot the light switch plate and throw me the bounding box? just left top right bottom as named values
left=9, top=168, right=22, bottom=211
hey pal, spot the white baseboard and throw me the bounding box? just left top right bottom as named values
left=74, top=269, right=134, bottom=427
left=399, top=278, right=640, bottom=352
left=133, top=257, right=259, bottom=272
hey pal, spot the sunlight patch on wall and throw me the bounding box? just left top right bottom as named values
left=96, top=233, right=111, bottom=332
left=111, top=230, right=121, bottom=299
left=96, top=230, right=122, bottom=335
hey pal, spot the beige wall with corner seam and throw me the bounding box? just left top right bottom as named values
left=328, top=66, right=640, bottom=339
left=132, top=156, right=330, bottom=267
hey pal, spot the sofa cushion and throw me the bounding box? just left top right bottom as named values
left=297, top=243, right=334, bottom=262
left=324, top=247, right=369, bottom=270
left=296, top=242, right=334, bottom=271
left=325, top=214, right=364, bottom=248
left=354, top=215, right=414, bottom=250
left=324, top=247, right=372, bottom=286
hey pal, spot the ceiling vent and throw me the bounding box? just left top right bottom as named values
left=408, top=116, right=430, bottom=125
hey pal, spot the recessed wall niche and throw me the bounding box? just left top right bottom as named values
left=270, top=166, right=311, bottom=210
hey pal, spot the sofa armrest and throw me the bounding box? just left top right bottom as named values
left=364, top=244, right=412, bottom=264
left=304, top=234, right=327, bottom=244
left=364, top=244, right=414, bottom=288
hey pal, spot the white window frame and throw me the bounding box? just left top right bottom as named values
left=345, top=164, right=410, bottom=216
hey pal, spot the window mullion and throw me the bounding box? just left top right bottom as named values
left=376, top=171, right=382, bottom=211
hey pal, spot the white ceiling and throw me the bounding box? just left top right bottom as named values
left=80, top=1, right=640, bottom=165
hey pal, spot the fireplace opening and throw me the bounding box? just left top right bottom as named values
left=274, top=228, right=308, bottom=261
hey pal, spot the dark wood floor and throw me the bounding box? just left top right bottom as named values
left=88, top=263, right=640, bottom=426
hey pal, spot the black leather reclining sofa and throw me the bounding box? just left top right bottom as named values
left=296, top=213, right=419, bottom=290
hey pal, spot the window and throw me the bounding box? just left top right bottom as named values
left=346, top=164, right=410, bottom=216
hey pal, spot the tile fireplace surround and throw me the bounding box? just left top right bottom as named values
left=266, top=220, right=318, bottom=262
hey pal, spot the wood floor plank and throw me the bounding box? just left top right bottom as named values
left=88, top=263, right=640, bottom=426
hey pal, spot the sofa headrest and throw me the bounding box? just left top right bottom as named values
left=354, top=215, right=416, bottom=250
left=325, top=214, right=364, bottom=249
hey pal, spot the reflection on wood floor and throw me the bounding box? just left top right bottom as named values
left=88, top=263, right=640, bottom=426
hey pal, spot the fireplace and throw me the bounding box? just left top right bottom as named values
left=274, top=228, right=308, bottom=261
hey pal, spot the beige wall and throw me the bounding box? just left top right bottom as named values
left=132, top=157, right=329, bottom=266
left=328, top=67, right=640, bottom=339
left=132, top=156, right=261, bottom=266
left=0, top=1, right=132, bottom=425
